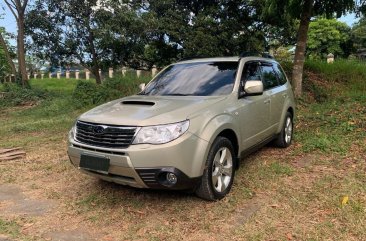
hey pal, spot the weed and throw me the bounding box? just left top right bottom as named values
left=0, top=218, right=20, bottom=238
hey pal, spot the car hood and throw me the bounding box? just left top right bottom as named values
left=78, top=95, right=227, bottom=126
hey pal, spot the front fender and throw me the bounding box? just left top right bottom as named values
left=189, top=113, right=240, bottom=174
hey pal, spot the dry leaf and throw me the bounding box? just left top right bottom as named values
left=341, top=196, right=349, bottom=207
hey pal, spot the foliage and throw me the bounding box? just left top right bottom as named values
left=352, top=17, right=366, bottom=50
left=27, top=0, right=143, bottom=84
left=4, top=0, right=29, bottom=85
left=0, top=27, right=16, bottom=80
left=307, top=18, right=352, bottom=58
left=144, top=0, right=291, bottom=60
left=305, top=59, right=366, bottom=83
left=0, top=83, right=48, bottom=107
left=262, top=0, right=358, bottom=97
left=72, top=81, right=107, bottom=107
left=72, top=74, right=150, bottom=107
left=0, top=43, right=10, bottom=80
left=26, top=0, right=298, bottom=69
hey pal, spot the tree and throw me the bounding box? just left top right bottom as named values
left=27, top=0, right=104, bottom=84
left=263, top=0, right=356, bottom=97
left=27, top=0, right=143, bottom=83
left=144, top=0, right=273, bottom=62
left=352, top=17, right=366, bottom=50
left=4, top=0, right=29, bottom=86
left=0, top=27, right=17, bottom=80
left=307, top=18, right=352, bottom=58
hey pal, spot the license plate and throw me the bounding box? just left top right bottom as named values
left=79, top=154, right=110, bottom=174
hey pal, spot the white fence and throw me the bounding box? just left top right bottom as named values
left=3, top=66, right=159, bottom=82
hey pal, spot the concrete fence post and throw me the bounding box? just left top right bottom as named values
left=34, top=73, right=38, bottom=79
left=109, top=68, right=113, bottom=78
left=86, top=69, right=90, bottom=80
left=327, top=53, right=334, bottom=64
left=66, top=70, right=70, bottom=79
left=57, top=71, right=61, bottom=79
left=41, top=73, right=44, bottom=79
left=49, top=72, right=52, bottom=78
left=151, top=65, right=158, bottom=77
left=99, top=69, right=102, bottom=80
left=122, top=67, right=127, bottom=76
left=75, top=70, right=80, bottom=80
left=136, top=70, right=141, bottom=78
left=27, top=73, right=30, bottom=80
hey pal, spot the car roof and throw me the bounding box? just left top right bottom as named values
left=176, top=56, right=277, bottom=64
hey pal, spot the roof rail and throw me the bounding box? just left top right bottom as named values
left=178, top=55, right=210, bottom=62
left=239, top=51, right=274, bottom=59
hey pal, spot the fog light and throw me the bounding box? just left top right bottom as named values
left=166, top=173, right=177, bottom=185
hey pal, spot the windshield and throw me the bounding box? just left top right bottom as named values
left=141, top=61, right=238, bottom=96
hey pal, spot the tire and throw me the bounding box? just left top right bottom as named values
left=195, top=137, right=236, bottom=201
left=274, top=112, right=293, bottom=148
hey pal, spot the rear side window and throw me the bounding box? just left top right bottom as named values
left=273, top=63, right=288, bottom=85
left=261, top=65, right=279, bottom=90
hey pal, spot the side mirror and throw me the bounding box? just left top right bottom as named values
left=139, top=83, right=146, bottom=91
left=243, top=80, right=263, bottom=96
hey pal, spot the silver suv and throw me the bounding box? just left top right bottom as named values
left=68, top=55, right=295, bottom=200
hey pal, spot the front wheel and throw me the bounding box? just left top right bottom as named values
left=195, top=137, right=236, bottom=201
left=274, top=112, right=293, bottom=148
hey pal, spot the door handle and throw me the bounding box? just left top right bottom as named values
left=264, top=99, right=271, bottom=104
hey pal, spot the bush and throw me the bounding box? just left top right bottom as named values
left=305, top=59, right=366, bottom=83
left=72, top=81, right=108, bottom=107
left=0, top=83, right=48, bottom=107
left=72, top=74, right=150, bottom=107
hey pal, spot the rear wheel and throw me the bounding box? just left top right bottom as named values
left=195, top=137, right=236, bottom=201
left=274, top=112, right=293, bottom=148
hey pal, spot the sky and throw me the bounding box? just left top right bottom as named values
left=0, top=3, right=361, bottom=45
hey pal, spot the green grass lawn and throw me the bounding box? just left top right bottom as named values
left=30, top=78, right=94, bottom=94
left=0, top=61, right=365, bottom=240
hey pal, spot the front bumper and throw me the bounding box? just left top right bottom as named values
left=68, top=131, right=209, bottom=190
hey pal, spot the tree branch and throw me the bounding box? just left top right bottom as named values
left=4, top=0, right=19, bottom=20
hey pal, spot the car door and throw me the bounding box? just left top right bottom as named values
left=237, top=61, right=271, bottom=150
left=260, top=63, right=287, bottom=134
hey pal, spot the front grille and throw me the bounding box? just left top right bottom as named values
left=75, top=121, right=137, bottom=148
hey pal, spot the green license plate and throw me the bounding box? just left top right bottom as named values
left=79, top=154, right=110, bottom=174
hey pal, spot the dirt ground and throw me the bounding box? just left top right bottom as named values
left=1, top=137, right=365, bottom=241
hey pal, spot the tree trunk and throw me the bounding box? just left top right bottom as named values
left=0, top=32, right=17, bottom=80
left=17, top=14, right=28, bottom=86
left=86, top=19, right=101, bottom=84
left=291, top=0, right=314, bottom=98
left=92, top=66, right=102, bottom=84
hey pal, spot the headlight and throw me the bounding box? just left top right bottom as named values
left=69, top=121, right=77, bottom=140
left=133, top=120, right=189, bottom=144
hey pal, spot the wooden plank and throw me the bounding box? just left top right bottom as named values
left=0, top=151, right=26, bottom=159
left=0, top=155, right=25, bottom=161
left=0, top=148, right=22, bottom=154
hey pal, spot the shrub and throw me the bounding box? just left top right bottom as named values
left=305, top=59, right=366, bottom=83
left=0, top=83, right=48, bottom=107
left=72, top=81, right=108, bottom=107
left=72, top=74, right=150, bottom=107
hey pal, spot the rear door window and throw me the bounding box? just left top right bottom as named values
left=261, top=64, right=279, bottom=90
left=273, top=63, right=288, bottom=85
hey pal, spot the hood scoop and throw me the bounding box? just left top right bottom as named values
left=121, top=100, right=155, bottom=106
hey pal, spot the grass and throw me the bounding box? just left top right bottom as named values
left=0, top=60, right=365, bottom=240
left=0, top=218, right=20, bottom=238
